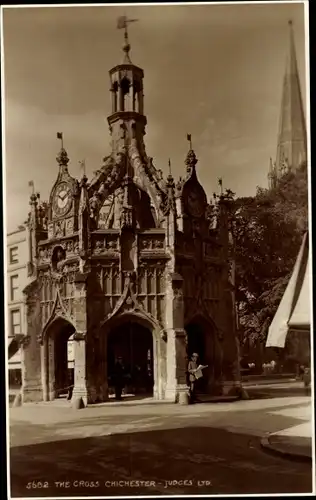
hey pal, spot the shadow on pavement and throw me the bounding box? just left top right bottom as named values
left=246, top=386, right=311, bottom=400
left=10, top=426, right=312, bottom=497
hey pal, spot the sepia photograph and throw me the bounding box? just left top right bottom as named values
left=2, top=1, right=313, bottom=498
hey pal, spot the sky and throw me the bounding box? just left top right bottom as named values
left=2, top=2, right=308, bottom=233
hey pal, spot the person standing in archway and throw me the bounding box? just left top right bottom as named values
left=113, top=356, right=125, bottom=401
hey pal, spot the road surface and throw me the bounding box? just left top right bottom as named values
left=8, top=385, right=312, bottom=497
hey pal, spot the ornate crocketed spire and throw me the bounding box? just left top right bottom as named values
left=120, top=173, right=134, bottom=229
left=167, top=158, right=173, bottom=184
left=29, top=191, right=39, bottom=206
left=78, top=171, right=90, bottom=260
left=117, top=15, right=138, bottom=64
left=79, top=173, right=89, bottom=213
left=56, top=148, right=69, bottom=168
left=185, top=134, right=198, bottom=177
left=56, top=132, right=69, bottom=169
left=162, top=159, right=176, bottom=215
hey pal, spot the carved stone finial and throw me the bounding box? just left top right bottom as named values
left=29, top=192, right=38, bottom=205
left=56, top=148, right=69, bottom=167
left=166, top=158, right=175, bottom=187
left=185, top=149, right=198, bottom=175
left=80, top=173, right=88, bottom=188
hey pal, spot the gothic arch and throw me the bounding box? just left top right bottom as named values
left=40, top=314, right=77, bottom=345
left=40, top=314, right=76, bottom=401
left=101, top=311, right=163, bottom=400
left=184, top=311, right=219, bottom=334
left=101, top=310, right=162, bottom=340
left=185, top=311, right=222, bottom=392
left=99, top=270, right=164, bottom=338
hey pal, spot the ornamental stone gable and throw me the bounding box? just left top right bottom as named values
left=21, top=24, right=239, bottom=407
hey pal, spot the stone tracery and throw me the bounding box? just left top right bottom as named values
left=21, top=23, right=238, bottom=408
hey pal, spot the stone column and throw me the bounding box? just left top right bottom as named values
left=204, top=329, right=215, bottom=395
left=41, top=340, right=48, bottom=402
left=72, top=273, right=89, bottom=408
left=212, top=335, right=224, bottom=396
left=86, top=334, right=98, bottom=404
left=98, top=333, right=108, bottom=402
left=21, top=290, right=43, bottom=403
left=48, top=336, right=56, bottom=400
left=119, top=85, right=124, bottom=112
left=72, top=333, right=88, bottom=406
left=165, top=273, right=189, bottom=404
left=152, top=334, right=159, bottom=399
left=221, top=287, right=241, bottom=397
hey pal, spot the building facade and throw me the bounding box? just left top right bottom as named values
left=268, top=21, right=307, bottom=190
left=7, top=226, right=28, bottom=385
left=21, top=31, right=239, bottom=407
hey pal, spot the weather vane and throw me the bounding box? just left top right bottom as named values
left=117, top=15, right=139, bottom=63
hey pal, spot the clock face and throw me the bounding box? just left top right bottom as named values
left=187, top=188, right=204, bottom=218
left=53, top=182, right=72, bottom=217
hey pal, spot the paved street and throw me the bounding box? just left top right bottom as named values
left=9, top=383, right=313, bottom=497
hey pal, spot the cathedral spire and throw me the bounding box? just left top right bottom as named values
left=275, top=20, right=307, bottom=177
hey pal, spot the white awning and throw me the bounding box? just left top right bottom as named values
left=266, top=232, right=310, bottom=348
left=288, top=253, right=310, bottom=329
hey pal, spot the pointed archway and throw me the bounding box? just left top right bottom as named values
left=107, top=321, right=154, bottom=398
left=100, top=312, right=162, bottom=402
left=43, top=316, right=76, bottom=401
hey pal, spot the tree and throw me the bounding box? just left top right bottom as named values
left=232, top=164, right=308, bottom=350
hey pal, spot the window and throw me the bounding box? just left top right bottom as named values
left=10, top=275, right=19, bottom=301
left=10, top=309, right=21, bottom=335
left=9, top=246, right=19, bottom=264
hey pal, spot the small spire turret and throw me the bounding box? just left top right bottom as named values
left=108, top=17, right=146, bottom=154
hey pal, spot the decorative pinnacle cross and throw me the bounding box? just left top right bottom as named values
left=218, top=177, right=223, bottom=195
left=79, top=159, right=86, bottom=177
left=117, top=15, right=138, bottom=63
left=168, top=158, right=172, bottom=176
left=28, top=180, right=35, bottom=195
left=57, top=132, right=63, bottom=149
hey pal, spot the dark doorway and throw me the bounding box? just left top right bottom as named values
left=54, top=323, right=75, bottom=398
left=107, top=322, right=153, bottom=397
left=185, top=322, right=207, bottom=393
